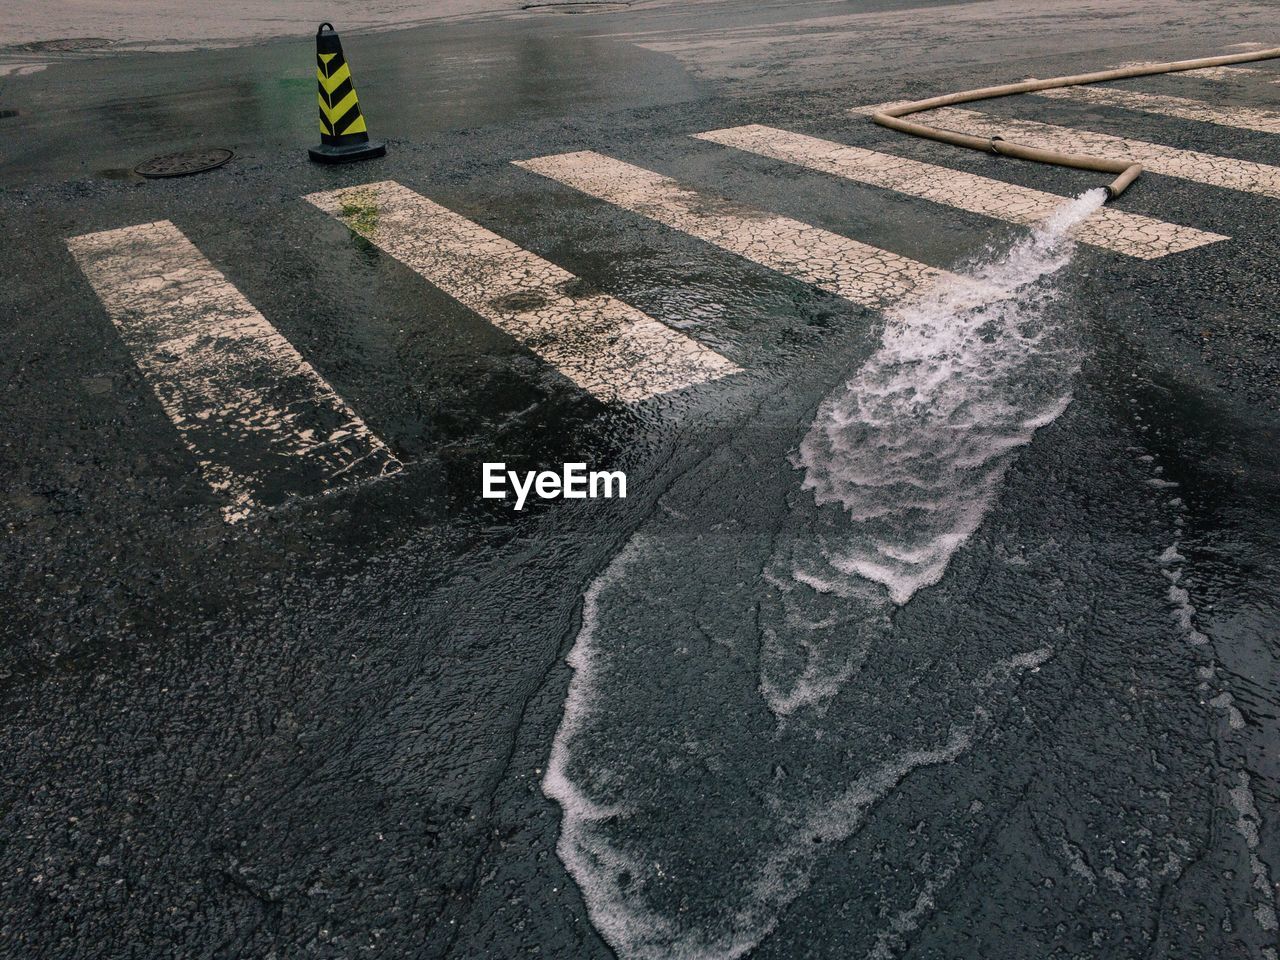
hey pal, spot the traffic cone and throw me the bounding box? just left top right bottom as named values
left=308, top=22, right=386, bottom=164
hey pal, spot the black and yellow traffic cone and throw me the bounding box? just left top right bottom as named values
left=308, top=22, right=386, bottom=164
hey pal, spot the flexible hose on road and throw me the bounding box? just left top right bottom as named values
left=872, top=46, right=1280, bottom=200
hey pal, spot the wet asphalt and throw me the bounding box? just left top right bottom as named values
left=2, top=1, right=1279, bottom=957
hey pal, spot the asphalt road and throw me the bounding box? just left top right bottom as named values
left=2, top=1, right=1279, bottom=958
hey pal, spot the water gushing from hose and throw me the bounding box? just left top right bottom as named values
left=546, top=190, right=1106, bottom=960
left=761, top=187, right=1104, bottom=715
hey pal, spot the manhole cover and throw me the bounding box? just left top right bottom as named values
left=134, top=148, right=234, bottom=179
left=18, top=38, right=115, bottom=52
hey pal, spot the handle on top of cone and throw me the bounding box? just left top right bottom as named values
left=309, top=22, right=386, bottom=164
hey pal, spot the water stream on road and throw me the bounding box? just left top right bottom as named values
left=761, top=188, right=1104, bottom=717
left=546, top=189, right=1107, bottom=960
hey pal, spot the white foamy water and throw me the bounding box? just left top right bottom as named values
left=545, top=535, right=1044, bottom=960
left=796, top=188, right=1104, bottom=605
left=545, top=194, right=1102, bottom=960
left=761, top=188, right=1103, bottom=716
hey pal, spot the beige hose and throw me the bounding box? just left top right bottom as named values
left=872, top=46, right=1280, bottom=199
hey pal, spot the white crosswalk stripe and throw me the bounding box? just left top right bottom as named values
left=305, top=180, right=739, bottom=404
left=1116, top=63, right=1280, bottom=84
left=1131, top=65, right=1273, bottom=82
left=858, top=107, right=1280, bottom=199
left=695, top=124, right=1226, bottom=259
left=68, top=221, right=402, bottom=523
left=1035, top=85, right=1280, bottom=135
left=514, top=150, right=976, bottom=309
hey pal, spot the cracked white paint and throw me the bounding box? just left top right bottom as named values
left=515, top=150, right=976, bottom=310
left=879, top=107, right=1280, bottom=199
left=695, top=124, right=1226, bottom=259
left=305, top=181, right=739, bottom=404
left=0, top=62, right=49, bottom=76
left=1181, top=66, right=1270, bottom=81
left=1035, top=85, right=1280, bottom=135
left=1118, top=63, right=1276, bottom=83
left=68, top=220, right=401, bottom=523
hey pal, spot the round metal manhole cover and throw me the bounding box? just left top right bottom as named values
left=134, top=148, right=234, bottom=179
left=18, top=38, right=115, bottom=52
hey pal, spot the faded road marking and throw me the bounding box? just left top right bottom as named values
left=305, top=181, right=739, bottom=404
left=68, top=220, right=401, bottom=523
left=0, top=62, right=49, bottom=77
left=516, top=151, right=962, bottom=308
left=880, top=107, right=1280, bottom=200
left=696, top=124, right=1225, bottom=259
left=1120, top=64, right=1274, bottom=83
left=1035, top=85, right=1280, bottom=135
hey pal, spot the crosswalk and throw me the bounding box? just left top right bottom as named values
left=694, top=124, right=1225, bottom=259
left=1034, top=85, right=1280, bottom=135
left=68, top=75, right=1275, bottom=523
left=515, top=151, right=974, bottom=309
left=304, top=180, right=739, bottom=404
left=866, top=107, right=1280, bottom=200
left=67, top=221, right=403, bottom=523
left=1121, top=65, right=1278, bottom=84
